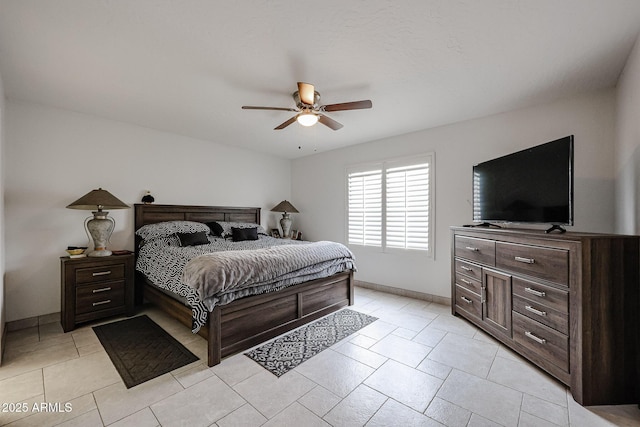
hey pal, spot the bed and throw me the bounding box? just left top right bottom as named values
left=134, top=203, right=355, bottom=367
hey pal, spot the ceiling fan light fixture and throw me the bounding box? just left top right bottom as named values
left=296, top=112, right=319, bottom=127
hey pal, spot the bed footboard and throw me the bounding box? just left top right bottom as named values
left=143, top=270, right=354, bottom=367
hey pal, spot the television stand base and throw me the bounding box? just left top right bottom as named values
left=463, top=222, right=502, bottom=229
left=545, top=224, right=566, bottom=234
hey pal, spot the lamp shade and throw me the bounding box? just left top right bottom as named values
left=66, top=188, right=130, bottom=211
left=271, top=200, right=299, bottom=213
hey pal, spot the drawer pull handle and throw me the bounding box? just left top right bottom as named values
left=460, top=278, right=472, bottom=285
left=524, top=287, right=546, bottom=297
left=524, top=331, right=547, bottom=344
left=92, top=270, right=112, bottom=277
left=465, top=246, right=479, bottom=252
left=525, top=305, right=547, bottom=317
left=92, top=287, right=111, bottom=294
left=92, top=300, right=111, bottom=307
left=460, top=266, right=473, bottom=272
left=460, top=296, right=473, bottom=304
left=515, top=256, right=535, bottom=264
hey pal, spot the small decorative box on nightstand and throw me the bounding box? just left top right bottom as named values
left=60, top=253, right=135, bottom=332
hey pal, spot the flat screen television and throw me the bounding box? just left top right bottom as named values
left=472, top=135, right=574, bottom=231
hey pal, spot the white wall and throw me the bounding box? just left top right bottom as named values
left=292, top=89, right=616, bottom=298
left=615, top=34, right=640, bottom=234
left=4, top=101, right=291, bottom=322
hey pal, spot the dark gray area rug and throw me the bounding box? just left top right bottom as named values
left=93, top=315, right=199, bottom=388
left=245, top=308, right=378, bottom=377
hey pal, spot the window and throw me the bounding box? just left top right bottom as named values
left=347, top=154, right=434, bottom=255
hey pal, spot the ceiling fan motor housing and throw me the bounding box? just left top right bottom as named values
left=293, top=90, right=320, bottom=109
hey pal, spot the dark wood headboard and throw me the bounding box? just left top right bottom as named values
left=134, top=203, right=261, bottom=255
left=134, top=203, right=261, bottom=230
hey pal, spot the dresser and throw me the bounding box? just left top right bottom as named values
left=61, top=254, right=135, bottom=332
left=451, top=226, right=640, bottom=406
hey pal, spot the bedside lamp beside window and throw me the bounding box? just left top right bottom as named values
left=271, top=200, right=299, bottom=239
left=66, top=188, right=130, bottom=257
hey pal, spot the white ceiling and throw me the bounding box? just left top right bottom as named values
left=1, top=1, right=639, bottom=159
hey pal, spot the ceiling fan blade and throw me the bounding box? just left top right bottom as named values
left=242, top=106, right=298, bottom=112
left=274, top=116, right=298, bottom=130
left=323, top=100, right=373, bottom=112
left=318, top=114, right=344, bottom=130
left=297, top=82, right=315, bottom=105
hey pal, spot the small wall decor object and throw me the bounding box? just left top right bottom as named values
left=141, top=190, right=155, bottom=204
left=271, top=200, right=299, bottom=239
left=66, top=188, right=130, bottom=257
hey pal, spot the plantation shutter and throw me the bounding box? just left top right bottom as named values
left=385, top=162, right=430, bottom=251
left=348, top=168, right=382, bottom=247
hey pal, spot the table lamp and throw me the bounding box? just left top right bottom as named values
left=66, top=188, right=130, bottom=257
left=271, top=200, right=299, bottom=239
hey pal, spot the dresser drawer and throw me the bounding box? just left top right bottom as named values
left=496, top=242, right=568, bottom=285
left=512, top=312, right=568, bottom=372
left=455, top=236, right=495, bottom=266
left=75, top=264, right=125, bottom=284
left=512, top=277, right=568, bottom=313
left=454, top=259, right=482, bottom=281
left=455, top=285, right=482, bottom=320
left=76, top=280, right=125, bottom=314
left=513, top=294, right=568, bottom=334
left=455, top=272, right=482, bottom=294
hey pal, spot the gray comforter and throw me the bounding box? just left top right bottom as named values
left=183, top=241, right=355, bottom=311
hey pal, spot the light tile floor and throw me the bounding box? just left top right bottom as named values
left=2, top=286, right=640, bottom=426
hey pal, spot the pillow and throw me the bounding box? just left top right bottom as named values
left=136, top=221, right=210, bottom=241
left=215, top=221, right=268, bottom=238
left=231, top=227, right=259, bottom=242
left=176, top=231, right=210, bottom=246
left=206, top=221, right=224, bottom=237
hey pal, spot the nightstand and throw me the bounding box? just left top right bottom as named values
left=60, top=253, right=135, bottom=332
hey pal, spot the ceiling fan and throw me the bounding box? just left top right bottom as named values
left=242, top=82, right=372, bottom=131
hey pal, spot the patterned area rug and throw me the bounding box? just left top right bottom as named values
left=245, top=308, right=378, bottom=377
left=93, top=315, right=199, bottom=388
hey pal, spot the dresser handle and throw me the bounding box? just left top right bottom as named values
left=92, top=270, right=112, bottom=277
left=460, top=278, right=472, bottom=285
left=524, top=287, right=546, bottom=297
left=92, top=300, right=111, bottom=306
left=460, top=265, right=473, bottom=272
left=460, top=296, right=473, bottom=304
left=524, top=331, right=547, bottom=344
left=515, top=256, right=535, bottom=264
left=525, top=305, right=547, bottom=317
left=465, top=246, right=479, bottom=252
left=92, top=287, right=111, bottom=294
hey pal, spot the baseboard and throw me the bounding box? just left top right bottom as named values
left=1, top=323, right=6, bottom=366
left=354, top=280, right=451, bottom=306
left=6, top=312, right=61, bottom=332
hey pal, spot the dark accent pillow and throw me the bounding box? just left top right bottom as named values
left=175, top=231, right=210, bottom=246
left=231, top=227, right=259, bottom=242
left=206, top=221, right=224, bottom=237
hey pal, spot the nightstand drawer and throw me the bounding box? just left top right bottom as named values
left=75, top=264, right=125, bottom=284
left=75, top=280, right=125, bottom=314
